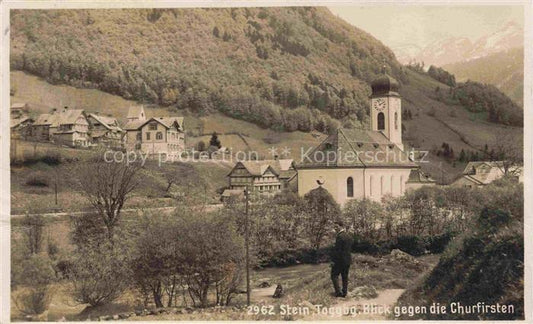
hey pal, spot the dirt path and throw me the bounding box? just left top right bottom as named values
left=303, top=289, right=404, bottom=321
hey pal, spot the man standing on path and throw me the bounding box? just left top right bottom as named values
left=331, top=220, right=353, bottom=297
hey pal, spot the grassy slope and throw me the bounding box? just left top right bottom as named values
left=443, top=48, right=524, bottom=106
left=10, top=140, right=232, bottom=214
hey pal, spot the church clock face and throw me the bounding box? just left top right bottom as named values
left=373, top=98, right=386, bottom=111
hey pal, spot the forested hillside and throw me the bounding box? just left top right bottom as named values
left=11, top=7, right=406, bottom=133
left=443, top=48, right=523, bottom=106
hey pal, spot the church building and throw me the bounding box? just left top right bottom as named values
left=297, top=73, right=434, bottom=205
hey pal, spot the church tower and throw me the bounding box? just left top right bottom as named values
left=370, top=73, right=403, bottom=150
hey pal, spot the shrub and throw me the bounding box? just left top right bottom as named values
left=176, top=212, right=244, bottom=307
left=54, top=258, right=74, bottom=279
left=425, top=232, right=453, bottom=254
left=20, top=214, right=45, bottom=254
left=351, top=235, right=380, bottom=255
left=25, top=173, right=50, bottom=187
left=70, top=242, right=131, bottom=307
left=260, top=247, right=332, bottom=267
left=12, top=255, right=56, bottom=315
left=396, top=235, right=426, bottom=256
left=41, top=151, right=62, bottom=165
left=397, top=208, right=524, bottom=320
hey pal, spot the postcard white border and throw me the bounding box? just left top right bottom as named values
left=0, top=1, right=531, bottom=323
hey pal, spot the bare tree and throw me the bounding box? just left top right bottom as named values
left=73, top=153, right=141, bottom=241
left=21, top=215, right=45, bottom=255
left=491, top=129, right=523, bottom=177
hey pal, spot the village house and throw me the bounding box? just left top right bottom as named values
left=451, top=161, right=523, bottom=187
left=31, top=107, right=90, bottom=147
left=297, top=73, right=434, bottom=205
left=10, top=116, right=34, bottom=140
left=87, top=113, right=124, bottom=149
left=11, top=103, right=29, bottom=118
left=10, top=103, right=33, bottom=140
left=124, top=106, right=185, bottom=156
left=223, top=159, right=297, bottom=200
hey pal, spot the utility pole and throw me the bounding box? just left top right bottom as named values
left=244, top=186, right=250, bottom=306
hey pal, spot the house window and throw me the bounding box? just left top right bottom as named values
left=156, top=132, right=163, bottom=140
left=394, top=112, right=398, bottom=130
left=146, top=132, right=151, bottom=140
left=136, top=133, right=141, bottom=140
left=347, top=177, right=354, bottom=197
left=149, top=123, right=157, bottom=130
left=378, top=112, right=385, bottom=130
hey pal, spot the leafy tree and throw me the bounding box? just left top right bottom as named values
left=69, top=241, right=132, bottom=307
left=132, top=215, right=181, bottom=308
left=176, top=212, right=244, bottom=307
left=209, top=132, right=222, bottom=149
left=343, top=198, right=384, bottom=241
left=303, top=187, right=340, bottom=250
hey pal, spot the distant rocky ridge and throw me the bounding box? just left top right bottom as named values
left=394, top=21, right=523, bottom=66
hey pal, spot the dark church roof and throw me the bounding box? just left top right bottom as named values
left=298, top=128, right=417, bottom=169
left=371, top=74, right=400, bottom=97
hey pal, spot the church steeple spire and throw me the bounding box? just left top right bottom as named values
left=370, top=72, right=403, bottom=151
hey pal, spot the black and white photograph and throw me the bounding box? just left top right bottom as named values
left=1, top=0, right=530, bottom=321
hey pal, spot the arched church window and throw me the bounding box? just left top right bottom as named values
left=390, top=175, right=394, bottom=195
left=377, top=112, right=385, bottom=130
left=394, top=112, right=398, bottom=130
left=369, top=176, right=374, bottom=196
left=347, top=177, right=354, bottom=197
left=400, top=176, right=404, bottom=193
left=380, top=176, right=384, bottom=196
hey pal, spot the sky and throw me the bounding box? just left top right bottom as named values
left=328, top=5, right=524, bottom=51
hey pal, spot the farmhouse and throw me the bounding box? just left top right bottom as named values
left=11, top=103, right=28, bottom=118
left=451, top=161, right=523, bottom=187
left=225, top=159, right=297, bottom=197
left=297, top=73, right=433, bottom=205
left=10, top=102, right=33, bottom=140
left=10, top=116, right=34, bottom=140
left=87, top=113, right=124, bottom=149
left=31, top=107, right=90, bottom=147
left=124, top=106, right=185, bottom=156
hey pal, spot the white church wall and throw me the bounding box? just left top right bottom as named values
left=297, top=167, right=412, bottom=206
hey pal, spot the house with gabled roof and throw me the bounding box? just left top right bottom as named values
left=451, top=161, right=522, bottom=187
left=11, top=103, right=28, bottom=119
left=124, top=116, right=185, bottom=156
left=10, top=116, right=34, bottom=140
left=225, top=159, right=297, bottom=197
left=31, top=107, right=90, bottom=147
left=87, top=113, right=124, bottom=149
